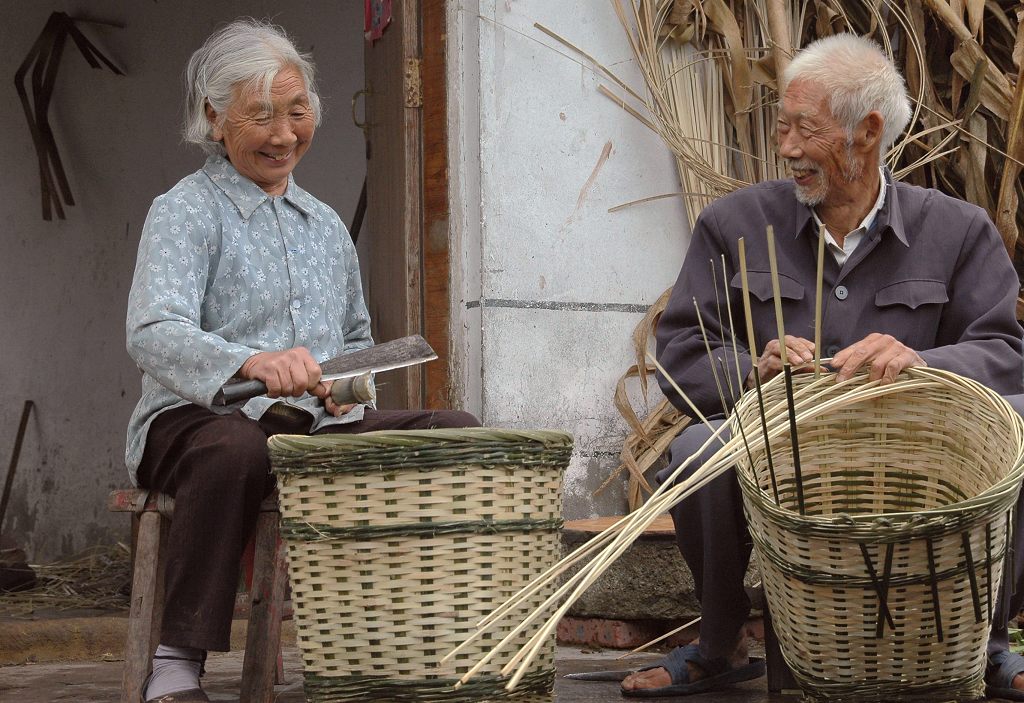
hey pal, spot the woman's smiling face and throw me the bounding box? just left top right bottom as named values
left=207, top=65, right=315, bottom=196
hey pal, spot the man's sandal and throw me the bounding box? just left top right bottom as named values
left=987, top=650, right=1024, bottom=701
left=620, top=643, right=765, bottom=698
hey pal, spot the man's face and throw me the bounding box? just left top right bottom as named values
left=208, top=66, right=316, bottom=196
left=776, top=79, right=861, bottom=206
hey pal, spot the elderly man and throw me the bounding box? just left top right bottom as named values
left=126, top=20, right=477, bottom=703
left=621, top=34, right=1024, bottom=699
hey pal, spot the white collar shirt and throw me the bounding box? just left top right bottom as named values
left=812, top=168, right=888, bottom=266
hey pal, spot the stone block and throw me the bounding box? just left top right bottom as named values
left=557, top=616, right=698, bottom=649
left=560, top=515, right=760, bottom=621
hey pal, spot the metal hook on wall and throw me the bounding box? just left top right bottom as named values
left=351, top=88, right=371, bottom=134
left=15, top=12, right=124, bottom=221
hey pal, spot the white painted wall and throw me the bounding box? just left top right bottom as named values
left=0, top=1, right=366, bottom=561
left=449, top=1, right=691, bottom=518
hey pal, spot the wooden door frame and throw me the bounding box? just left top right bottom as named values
left=421, top=0, right=450, bottom=410
left=363, top=0, right=450, bottom=410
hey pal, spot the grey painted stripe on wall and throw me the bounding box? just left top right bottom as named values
left=466, top=298, right=649, bottom=313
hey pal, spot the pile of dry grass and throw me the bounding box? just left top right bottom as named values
left=0, top=543, right=130, bottom=617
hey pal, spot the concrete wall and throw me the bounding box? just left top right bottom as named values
left=2, top=0, right=693, bottom=559
left=0, top=1, right=366, bottom=561
left=449, top=1, right=691, bottom=518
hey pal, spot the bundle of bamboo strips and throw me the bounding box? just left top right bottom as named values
left=451, top=363, right=1014, bottom=691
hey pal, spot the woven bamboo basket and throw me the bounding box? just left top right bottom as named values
left=731, top=368, right=1024, bottom=702
left=268, top=428, right=573, bottom=703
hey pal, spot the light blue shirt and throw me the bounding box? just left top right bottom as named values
left=125, top=156, right=372, bottom=483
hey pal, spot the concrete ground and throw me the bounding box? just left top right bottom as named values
left=0, top=610, right=778, bottom=702
left=0, top=614, right=1018, bottom=702
left=0, top=643, right=773, bottom=702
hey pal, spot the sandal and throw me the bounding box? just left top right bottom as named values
left=620, top=643, right=765, bottom=698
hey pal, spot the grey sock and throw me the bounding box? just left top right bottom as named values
left=144, top=644, right=205, bottom=699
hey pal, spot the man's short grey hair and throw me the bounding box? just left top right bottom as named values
left=183, top=18, right=322, bottom=155
left=781, top=34, right=912, bottom=155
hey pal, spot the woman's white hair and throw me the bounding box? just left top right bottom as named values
left=781, top=34, right=912, bottom=155
left=183, top=18, right=322, bottom=155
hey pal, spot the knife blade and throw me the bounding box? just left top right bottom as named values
left=212, top=335, right=437, bottom=406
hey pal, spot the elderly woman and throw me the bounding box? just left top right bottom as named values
left=126, top=20, right=477, bottom=702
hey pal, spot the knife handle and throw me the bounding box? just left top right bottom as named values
left=212, top=379, right=267, bottom=406
left=213, top=374, right=377, bottom=407
left=330, top=372, right=376, bottom=405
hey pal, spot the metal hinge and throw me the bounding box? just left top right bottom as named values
left=404, top=57, right=422, bottom=108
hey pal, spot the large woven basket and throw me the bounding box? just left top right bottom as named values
left=732, top=368, right=1024, bottom=703
left=268, top=428, right=573, bottom=702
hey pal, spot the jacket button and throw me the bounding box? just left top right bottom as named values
left=826, top=345, right=840, bottom=357
left=834, top=285, right=849, bottom=300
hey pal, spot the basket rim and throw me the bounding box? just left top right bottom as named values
left=732, top=367, right=1024, bottom=532
left=269, top=428, right=574, bottom=476
left=268, top=427, right=573, bottom=454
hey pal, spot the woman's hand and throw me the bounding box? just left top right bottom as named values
left=238, top=347, right=322, bottom=398
left=315, top=380, right=357, bottom=417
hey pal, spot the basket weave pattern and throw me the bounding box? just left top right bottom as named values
left=269, top=428, right=573, bottom=703
left=732, top=369, right=1024, bottom=702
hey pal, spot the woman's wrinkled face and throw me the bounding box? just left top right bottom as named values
left=207, top=66, right=315, bottom=196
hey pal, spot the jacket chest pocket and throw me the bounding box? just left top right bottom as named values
left=872, top=279, right=947, bottom=348
left=730, top=270, right=805, bottom=303
left=729, top=270, right=807, bottom=340
left=875, top=280, right=948, bottom=309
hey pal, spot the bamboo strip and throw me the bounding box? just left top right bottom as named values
left=740, top=236, right=780, bottom=503
left=693, top=295, right=730, bottom=415
left=455, top=367, right=1017, bottom=692
left=766, top=224, right=805, bottom=513
left=813, top=220, right=826, bottom=378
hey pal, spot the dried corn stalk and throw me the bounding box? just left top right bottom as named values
left=598, top=288, right=691, bottom=510
left=592, top=0, right=1023, bottom=510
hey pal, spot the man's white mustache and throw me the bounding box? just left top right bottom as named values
left=787, top=160, right=819, bottom=172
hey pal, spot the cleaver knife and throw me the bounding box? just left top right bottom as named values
left=212, top=334, right=437, bottom=406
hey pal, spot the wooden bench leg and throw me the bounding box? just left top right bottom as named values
left=240, top=511, right=287, bottom=702
left=764, top=606, right=801, bottom=695
left=122, top=511, right=166, bottom=703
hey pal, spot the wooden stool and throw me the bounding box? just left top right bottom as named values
left=109, top=488, right=288, bottom=703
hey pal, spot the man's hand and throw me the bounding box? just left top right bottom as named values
left=747, top=336, right=816, bottom=387
left=830, top=333, right=926, bottom=383
left=239, top=347, right=322, bottom=398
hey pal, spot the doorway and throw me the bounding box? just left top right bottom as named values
left=361, top=0, right=451, bottom=410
